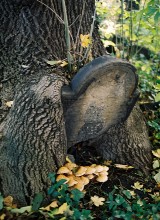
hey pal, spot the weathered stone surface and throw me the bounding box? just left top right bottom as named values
left=62, top=56, right=139, bottom=146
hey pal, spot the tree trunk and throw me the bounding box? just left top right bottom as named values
left=0, top=0, right=152, bottom=206
left=0, top=0, right=105, bottom=205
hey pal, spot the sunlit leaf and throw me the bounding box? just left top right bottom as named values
left=137, top=199, right=143, bottom=206
left=114, top=164, right=134, bottom=170
left=91, top=195, right=105, bottom=207
left=5, top=101, right=13, bottom=107
left=128, top=190, right=136, bottom=197
left=152, top=149, right=160, bottom=158
left=46, top=60, right=62, bottom=66
left=103, top=160, right=112, bottom=166
left=104, top=40, right=115, bottom=47
left=155, top=93, right=160, bottom=102
left=53, top=203, right=69, bottom=215
left=0, top=214, right=6, bottom=220
left=154, top=84, right=160, bottom=90
left=153, top=159, right=160, bottom=169
left=3, top=196, right=13, bottom=207
left=60, top=61, right=68, bottom=67
left=80, top=34, right=91, bottom=48
left=154, top=171, right=160, bottom=184
left=11, top=206, right=32, bottom=214
left=40, top=201, right=58, bottom=211
left=132, top=182, right=143, bottom=190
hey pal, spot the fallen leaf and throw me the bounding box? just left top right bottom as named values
left=128, top=190, right=136, bottom=197
left=91, top=196, right=105, bottom=207
left=132, top=182, right=143, bottom=190
left=40, top=201, right=58, bottom=211
left=154, top=171, right=160, bottom=184
left=5, top=101, right=13, bottom=107
left=114, top=164, right=134, bottom=170
left=53, top=203, right=69, bottom=215
left=0, top=214, right=6, bottom=220
left=103, top=160, right=112, bottom=166
left=152, top=149, right=160, bottom=158
left=60, top=61, right=68, bottom=67
left=157, top=183, right=160, bottom=189
left=3, top=196, right=13, bottom=207
left=66, top=156, right=72, bottom=163
left=153, top=159, right=160, bottom=169
left=11, top=206, right=32, bottom=214
left=46, top=60, right=62, bottom=66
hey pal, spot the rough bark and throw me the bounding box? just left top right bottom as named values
left=0, top=0, right=105, bottom=122
left=0, top=0, right=152, bottom=206
left=88, top=105, right=152, bottom=174
left=0, top=74, right=68, bottom=205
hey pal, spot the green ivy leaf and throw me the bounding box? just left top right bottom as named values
left=31, top=193, right=43, bottom=211
left=48, top=173, right=56, bottom=184
left=122, top=190, right=132, bottom=199
left=48, top=185, right=56, bottom=195
left=155, top=133, right=160, bottom=140
left=55, top=179, right=67, bottom=188
left=71, top=189, right=84, bottom=203
left=0, top=193, right=3, bottom=210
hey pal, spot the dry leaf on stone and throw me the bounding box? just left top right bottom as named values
left=5, top=101, right=13, bottom=107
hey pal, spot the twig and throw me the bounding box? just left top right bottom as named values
left=36, top=0, right=64, bottom=24
left=62, top=0, right=72, bottom=71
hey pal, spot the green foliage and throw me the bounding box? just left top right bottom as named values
left=45, top=173, right=92, bottom=220
left=31, top=193, right=44, bottom=211
left=105, top=187, right=160, bottom=219
left=0, top=193, right=3, bottom=210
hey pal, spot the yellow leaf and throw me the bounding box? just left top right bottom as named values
left=0, top=214, right=6, bottom=220
left=80, top=34, right=91, bottom=48
left=5, top=101, right=13, bottom=108
left=46, top=60, right=62, bottom=66
left=132, top=182, right=143, bottom=190
left=128, top=190, right=136, bottom=197
left=66, top=156, right=72, bottom=163
left=4, top=196, right=13, bottom=207
left=40, top=201, right=58, bottom=211
left=137, top=199, right=143, bottom=206
left=114, top=164, right=134, bottom=170
left=91, top=195, right=105, bottom=207
left=57, top=203, right=68, bottom=215
left=152, top=149, right=160, bottom=158
left=103, top=160, right=112, bottom=166
left=104, top=40, right=115, bottom=47
left=145, top=189, right=152, bottom=193
left=157, top=183, right=160, bottom=189
left=60, top=61, right=68, bottom=67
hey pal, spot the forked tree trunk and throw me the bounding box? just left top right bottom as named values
left=0, top=0, right=152, bottom=206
